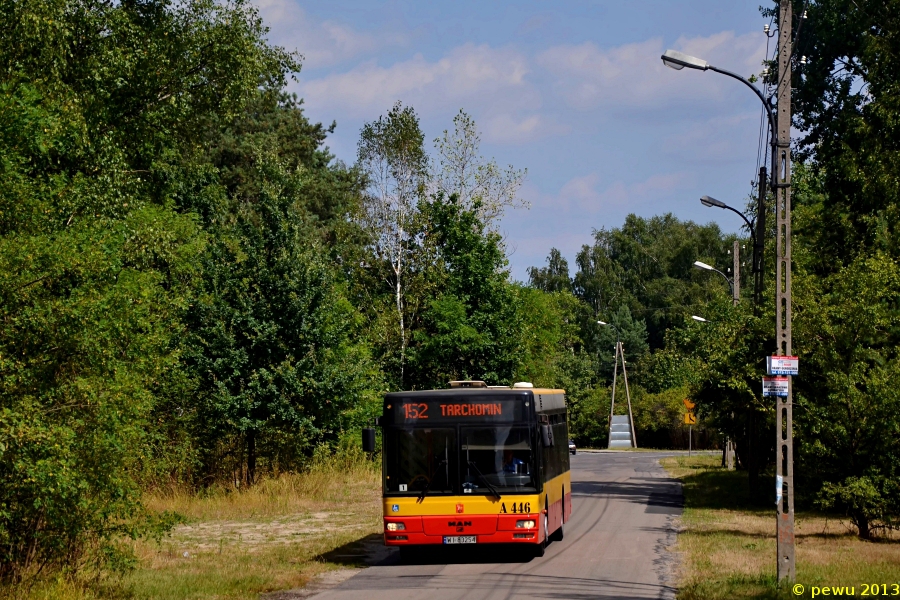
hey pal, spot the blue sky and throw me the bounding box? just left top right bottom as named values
left=254, top=0, right=775, bottom=281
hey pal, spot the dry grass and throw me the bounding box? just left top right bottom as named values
left=663, top=455, right=900, bottom=599
left=144, top=451, right=380, bottom=520
left=4, top=454, right=384, bottom=600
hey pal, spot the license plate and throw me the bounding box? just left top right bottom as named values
left=443, top=536, right=476, bottom=544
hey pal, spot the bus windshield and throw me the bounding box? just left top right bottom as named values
left=384, top=428, right=456, bottom=495
left=383, top=426, right=537, bottom=495
left=461, top=427, right=536, bottom=493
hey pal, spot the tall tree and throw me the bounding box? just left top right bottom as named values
left=573, top=215, right=736, bottom=349
left=432, top=109, right=528, bottom=228
left=406, top=194, right=520, bottom=387
left=0, top=0, right=296, bottom=578
left=185, top=151, right=378, bottom=485
left=357, top=102, right=428, bottom=386
left=784, top=0, right=900, bottom=536
left=791, top=0, right=900, bottom=265
left=528, top=248, right=572, bottom=293
left=592, top=305, right=649, bottom=384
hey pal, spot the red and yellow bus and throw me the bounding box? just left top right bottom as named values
left=363, top=381, right=571, bottom=557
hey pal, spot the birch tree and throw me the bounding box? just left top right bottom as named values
left=433, top=110, right=528, bottom=228
left=357, top=102, right=428, bottom=385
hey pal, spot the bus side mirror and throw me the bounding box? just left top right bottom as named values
left=541, top=424, right=554, bottom=447
left=362, top=428, right=376, bottom=453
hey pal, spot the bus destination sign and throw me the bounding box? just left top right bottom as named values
left=386, top=398, right=525, bottom=423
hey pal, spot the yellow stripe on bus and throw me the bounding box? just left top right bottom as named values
left=383, top=472, right=572, bottom=516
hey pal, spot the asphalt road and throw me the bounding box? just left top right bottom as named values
left=310, top=451, right=683, bottom=600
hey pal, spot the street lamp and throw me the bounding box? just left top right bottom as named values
left=596, top=320, right=620, bottom=345
left=662, top=48, right=775, bottom=312
left=693, top=259, right=735, bottom=297
left=701, top=195, right=755, bottom=239
left=660, top=50, right=776, bottom=145
left=700, top=196, right=761, bottom=307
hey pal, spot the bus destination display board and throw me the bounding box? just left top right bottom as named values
left=385, top=397, right=527, bottom=424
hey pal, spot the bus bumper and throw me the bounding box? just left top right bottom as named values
left=383, top=514, right=541, bottom=545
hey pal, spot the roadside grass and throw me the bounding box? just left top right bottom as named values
left=663, top=454, right=900, bottom=600
left=4, top=453, right=383, bottom=600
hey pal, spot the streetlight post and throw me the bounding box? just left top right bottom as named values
left=774, top=1, right=796, bottom=582
left=687, top=315, right=710, bottom=456
left=662, top=47, right=775, bottom=313
left=699, top=196, right=758, bottom=309
left=597, top=320, right=636, bottom=449
left=662, top=23, right=797, bottom=581
left=691, top=269, right=739, bottom=470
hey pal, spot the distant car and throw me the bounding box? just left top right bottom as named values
left=568, top=439, right=576, bottom=455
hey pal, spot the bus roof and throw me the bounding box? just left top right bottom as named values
left=385, top=388, right=565, bottom=399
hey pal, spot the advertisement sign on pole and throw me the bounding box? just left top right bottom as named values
left=762, top=376, right=789, bottom=397
left=767, top=355, right=799, bottom=375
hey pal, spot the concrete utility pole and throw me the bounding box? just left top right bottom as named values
left=775, top=0, right=795, bottom=583
left=754, top=166, right=767, bottom=312
left=733, top=240, right=740, bottom=306
left=725, top=240, right=740, bottom=470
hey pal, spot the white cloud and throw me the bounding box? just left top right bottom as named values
left=501, top=171, right=697, bottom=280
left=483, top=113, right=570, bottom=144
left=538, top=31, right=767, bottom=112
left=527, top=171, right=694, bottom=215
left=252, top=0, right=406, bottom=69
left=297, top=44, right=550, bottom=142
left=662, top=112, right=763, bottom=164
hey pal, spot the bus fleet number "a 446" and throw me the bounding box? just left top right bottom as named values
left=499, top=502, right=531, bottom=514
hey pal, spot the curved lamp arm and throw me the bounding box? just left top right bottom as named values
left=596, top=321, right=621, bottom=346
left=693, top=261, right=734, bottom=295
left=700, top=196, right=758, bottom=250
left=707, top=65, right=777, bottom=148
left=662, top=50, right=778, bottom=188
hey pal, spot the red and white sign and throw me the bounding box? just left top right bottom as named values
left=762, top=376, right=789, bottom=397
left=767, top=355, right=798, bottom=375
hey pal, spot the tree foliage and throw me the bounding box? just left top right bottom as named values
left=783, top=0, right=900, bottom=537
left=792, top=0, right=900, bottom=263
left=432, top=109, right=528, bottom=228
left=357, top=102, right=429, bottom=387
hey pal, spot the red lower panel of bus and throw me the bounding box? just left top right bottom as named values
left=384, top=499, right=570, bottom=546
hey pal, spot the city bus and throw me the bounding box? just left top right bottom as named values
left=362, top=381, right=571, bottom=557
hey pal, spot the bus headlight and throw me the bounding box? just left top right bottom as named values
left=386, top=522, right=406, bottom=531
left=515, top=520, right=535, bottom=529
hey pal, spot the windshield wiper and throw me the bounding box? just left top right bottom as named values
left=467, top=460, right=502, bottom=499
left=417, top=459, right=447, bottom=502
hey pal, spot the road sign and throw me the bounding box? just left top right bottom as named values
left=762, top=376, right=789, bottom=397
left=683, top=412, right=697, bottom=425
left=767, top=355, right=798, bottom=375
left=682, top=398, right=695, bottom=410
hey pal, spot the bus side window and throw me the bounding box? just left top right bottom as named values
left=553, top=420, right=566, bottom=471
left=542, top=418, right=563, bottom=481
